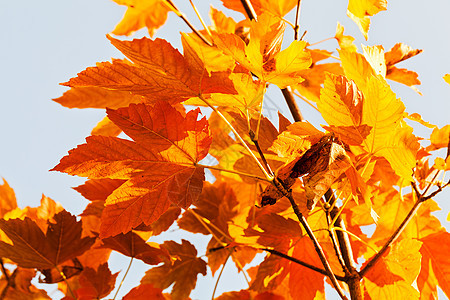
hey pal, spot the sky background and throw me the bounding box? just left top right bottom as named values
left=1, top=0, right=450, bottom=299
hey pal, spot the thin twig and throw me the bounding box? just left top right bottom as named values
left=281, top=87, right=303, bottom=122
left=294, top=0, right=302, bottom=40
left=163, top=0, right=212, bottom=46
left=263, top=248, right=347, bottom=281
left=211, top=254, right=230, bottom=300
left=113, top=257, right=134, bottom=300
left=249, top=130, right=274, bottom=176
left=325, top=206, right=347, bottom=273
left=239, top=0, right=258, bottom=21
left=188, top=0, right=212, bottom=39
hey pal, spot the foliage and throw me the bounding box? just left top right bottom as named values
left=1, top=0, right=450, bottom=299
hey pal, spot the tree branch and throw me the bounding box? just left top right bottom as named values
left=272, top=180, right=347, bottom=300
left=294, top=0, right=302, bottom=40
left=281, top=87, right=303, bottom=122
left=263, top=248, right=347, bottom=281
left=0, top=266, right=17, bottom=300
left=239, top=0, right=258, bottom=21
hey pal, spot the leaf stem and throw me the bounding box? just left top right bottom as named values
left=196, top=163, right=270, bottom=182
left=163, top=0, right=212, bottom=46
left=198, top=95, right=274, bottom=181
left=187, top=0, right=212, bottom=39
left=211, top=254, right=230, bottom=300
left=262, top=248, right=346, bottom=281
left=113, top=257, right=134, bottom=300
left=55, top=265, right=77, bottom=300
left=308, top=36, right=335, bottom=47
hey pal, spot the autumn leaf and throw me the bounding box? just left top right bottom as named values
left=362, top=239, right=422, bottom=299
left=347, top=0, right=387, bottom=39
left=220, top=0, right=299, bottom=17
left=52, top=102, right=211, bottom=237
left=111, top=0, right=171, bottom=36
left=123, top=283, right=165, bottom=300
left=213, top=14, right=311, bottom=88
left=215, top=290, right=284, bottom=299
left=418, top=231, right=450, bottom=298
left=99, top=231, right=169, bottom=265
left=444, top=74, right=450, bottom=85
left=63, top=36, right=236, bottom=103
left=0, top=210, right=95, bottom=269
left=0, top=178, right=17, bottom=217
left=76, top=263, right=118, bottom=300
left=318, top=74, right=372, bottom=145
left=141, top=239, right=207, bottom=300
left=289, top=237, right=325, bottom=300
left=53, top=86, right=143, bottom=109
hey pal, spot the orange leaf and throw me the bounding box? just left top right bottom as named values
left=53, top=86, right=143, bottom=109
left=76, top=263, right=118, bottom=300
left=289, top=237, right=325, bottom=300
left=0, top=178, right=17, bottom=218
left=99, top=231, right=169, bottom=265
left=215, top=290, right=284, bottom=299
left=220, top=0, right=298, bottom=17
left=64, top=36, right=236, bottom=102
left=0, top=268, right=50, bottom=299
left=91, top=116, right=122, bottom=137
left=52, top=102, right=210, bottom=237
left=142, top=240, right=207, bottom=300
left=111, top=0, right=171, bottom=37
left=362, top=239, right=422, bottom=299
left=0, top=211, right=95, bottom=269
left=419, top=232, right=450, bottom=298
left=123, top=283, right=165, bottom=300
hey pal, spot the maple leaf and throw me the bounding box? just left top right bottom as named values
left=52, top=102, right=210, bottom=237
left=318, top=74, right=372, bottom=145
left=215, top=290, right=284, bottom=299
left=111, top=0, right=171, bottom=37
left=99, top=231, right=168, bottom=265
left=347, top=0, right=387, bottom=39
left=444, top=74, right=450, bottom=85
left=289, top=237, right=325, bottom=300
left=418, top=231, right=450, bottom=298
left=178, top=181, right=256, bottom=275
left=362, top=239, right=422, bottom=299
left=123, top=283, right=165, bottom=300
left=0, top=178, right=17, bottom=217
left=75, top=263, right=118, bottom=300
left=220, top=0, right=298, bottom=17
left=53, top=86, right=143, bottom=109
left=213, top=14, right=311, bottom=88
left=141, top=239, right=207, bottom=300
left=0, top=210, right=95, bottom=269
left=63, top=36, right=236, bottom=103
left=210, top=6, right=237, bottom=34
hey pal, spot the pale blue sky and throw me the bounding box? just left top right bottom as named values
left=1, top=0, right=450, bottom=299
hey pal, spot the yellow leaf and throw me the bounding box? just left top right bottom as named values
left=362, top=75, right=404, bottom=154
left=362, top=45, right=386, bottom=77
left=209, top=6, right=236, bottom=34
left=335, top=22, right=357, bottom=52
left=378, top=125, right=419, bottom=181
left=112, top=0, right=171, bottom=36
left=347, top=0, right=387, bottom=39
left=339, top=48, right=375, bottom=91
left=444, top=74, right=450, bottom=85
left=91, top=117, right=122, bottom=137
